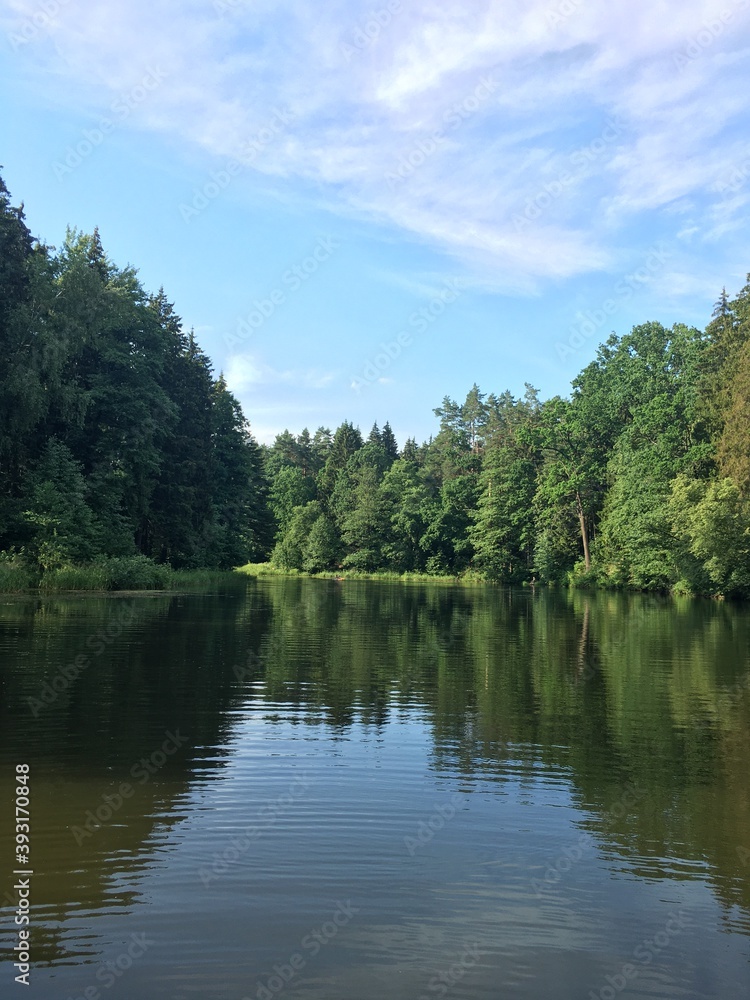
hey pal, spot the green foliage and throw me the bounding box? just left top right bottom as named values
left=718, top=337, right=750, bottom=494
left=165, top=569, right=246, bottom=590
left=236, top=561, right=301, bottom=577
left=379, top=458, right=432, bottom=572
left=317, top=421, right=363, bottom=497
left=3, top=171, right=750, bottom=599
left=0, top=551, right=37, bottom=591
left=565, top=560, right=602, bottom=589
left=148, top=302, right=216, bottom=566
left=39, top=564, right=112, bottom=591
left=100, top=555, right=174, bottom=590
left=420, top=475, right=477, bottom=574
left=532, top=505, right=579, bottom=583
left=271, top=501, right=323, bottom=571
left=40, top=555, right=172, bottom=591
left=596, top=449, right=677, bottom=591
left=696, top=281, right=750, bottom=446
left=269, top=466, right=317, bottom=537
left=668, top=476, right=750, bottom=596
left=207, top=377, right=273, bottom=568
left=470, top=390, right=539, bottom=581
left=341, top=465, right=387, bottom=570
left=23, top=439, right=97, bottom=570
left=471, top=453, right=535, bottom=580
left=248, top=289, right=750, bottom=597
left=302, top=513, right=340, bottom=573
left=37, top=556, right=241, bottom=591
left=0, top=173, right=273, bottom=580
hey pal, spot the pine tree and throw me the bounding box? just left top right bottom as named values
left=0, top=174, right=54, bottom=546
left=148, top=296, right=215, bottom=566
left=341, top=465, right=387, bottom=570
left=317, top=421, right=363, bottom=498
left=381, top=421, right=399, bottom=464
left=209, top=376, right=272, bottom=567
left=22, top=439, right=97, bottom=570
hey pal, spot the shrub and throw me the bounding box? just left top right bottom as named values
left=566, top=560, right=601, bottom=590
left=41, top=564, right=111, bottom=591
left=41, top=556, right=172, bottom=591
left=0, top=552, right=37, bottom=592
left=100, top=556, right=172, bottom=590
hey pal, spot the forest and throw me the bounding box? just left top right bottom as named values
left=1, top=173, right=749, bottom=596
left=0, top=173, right=272, bottom=588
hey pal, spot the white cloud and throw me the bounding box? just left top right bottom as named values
left=226, top=353, right=338, bottom=392
left=225, top=354, right=264, bottom=389
left=5, top=0, right=750, bottom=288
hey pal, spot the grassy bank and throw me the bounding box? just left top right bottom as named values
left=236, top=562, right=493, bottom=585
left=0, top=557, right=39, bottom=592
left=0, top=554, right=246, bottom=593
left=236, top=562, right=743, bottom=599
left=2, top=553, right=730, bottom=598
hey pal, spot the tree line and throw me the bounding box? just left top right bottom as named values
left=265, top=303, right=750, bottom=597
left=0, top=173, right=272, bottom=575
left=2, top=173, right=749, bottom=595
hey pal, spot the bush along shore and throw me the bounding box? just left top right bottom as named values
left=234, top=564, right=731, bottom=598
left=0, top=554, right=245, bottom=593
left=237, top=563, right=494, bottom=584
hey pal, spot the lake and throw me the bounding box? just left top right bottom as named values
left=1, top=579, right=748, bottom=999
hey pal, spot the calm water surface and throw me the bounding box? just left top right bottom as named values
left=0, top=579, right=748, bottom=999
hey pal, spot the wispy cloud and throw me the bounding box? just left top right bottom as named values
left=226, top=353, right=338, bottom=392
left=5, top=0, right=750, bottom=290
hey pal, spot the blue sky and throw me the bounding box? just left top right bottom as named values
left=2, top=0, right=749, bottom=445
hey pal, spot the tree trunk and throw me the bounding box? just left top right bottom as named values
left=577, top=599, right=589, bottom=670
left=575, top=491, right=591, bottom=571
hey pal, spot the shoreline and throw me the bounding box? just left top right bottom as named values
left=236, top=564, right=739, bottom=600
left=0, top=560, right=742, bottom=601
